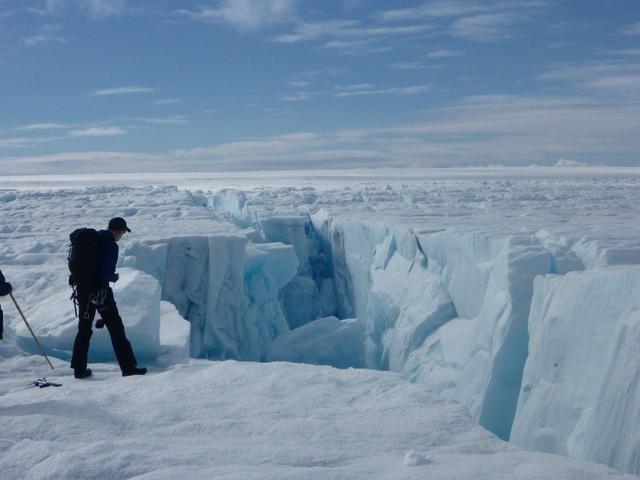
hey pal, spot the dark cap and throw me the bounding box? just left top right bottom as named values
left=108, top=217, right=131, bottom=233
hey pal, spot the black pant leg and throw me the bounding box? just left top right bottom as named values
left=99, top=288, right=138, bottom=372
left=0, top=304, right=4, bottom=340
left=70, top=287, right=96, bottom=371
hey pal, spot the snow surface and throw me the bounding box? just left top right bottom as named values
left=0, top=355, right=635, bottom=480
left=1, top=167, right=639, bottom=477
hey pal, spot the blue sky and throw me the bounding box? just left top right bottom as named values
left=0, top=0, right=639, bottom=174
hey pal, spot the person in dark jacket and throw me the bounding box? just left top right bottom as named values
left=70, top=217, right=147, bottom=379
left=0, top=269, right=12, bottom=340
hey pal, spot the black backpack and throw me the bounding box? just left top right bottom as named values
left=68, top=228, right=102, bottom=286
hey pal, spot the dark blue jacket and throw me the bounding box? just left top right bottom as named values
left=0, top=269, right=11, bottom=296
left=97, top=230, right=119, bottom=283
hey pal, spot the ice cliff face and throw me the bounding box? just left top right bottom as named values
left=121, top=188, right=640, bottom=476
left=511, top=267, right=640, bottom=474
left=126, top=236, right=298, bottom=360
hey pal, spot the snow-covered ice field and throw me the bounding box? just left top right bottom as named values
left=1, top=167, right=639, bottom=479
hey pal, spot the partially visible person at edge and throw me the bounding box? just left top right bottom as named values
left=70, top=217, right=147, bottom=379
left=0, top=269, right=12, bottom=340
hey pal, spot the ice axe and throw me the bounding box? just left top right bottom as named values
left=9, top=292, right=55, bottom=370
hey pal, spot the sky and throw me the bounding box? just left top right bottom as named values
left=0, top=0, right=639, bottom=174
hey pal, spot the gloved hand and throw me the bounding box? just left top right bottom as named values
left=0, top=282, right=12, bottom=297
left=90, top=289, right=108, bottom=329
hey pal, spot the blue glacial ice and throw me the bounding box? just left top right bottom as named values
left=510, top=266, right=640, bottom=474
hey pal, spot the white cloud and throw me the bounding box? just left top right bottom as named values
left=166, top=131, right=386, bottom=170
left=320, top=38, right=392, bottom=54
left=539, top=61, right=640, bottom=93
left=91, top=86, right=154, bottom=96
left=376, top=1, right=547, bottom=21
left=274, top=20, right=431, bottom=44
left=390, top=61, right=431, bottom=70
left=0, top=133, right=67, bottom=148
left=83, top=0, right=128, bottom=18
left=427, top=48, right=463, bottom=58
left=389, top=48, right=463, bottom=69
left=451, top=13, right=518, bottom=41
left=333, top=84, right=431, bottom=97
left=68, top=126, right=127, bottom=137
left=287, top=80, right=309, bottom=88
left=2, top=150, right=146, bottom=163
left=177, top=0, right=296, bottom=32
left=22, top=24, right=66, bottom=46
left=171, top=132, right=319, bottom=158
left=334, top=83, right=375, bottom=91
left=376, top=1, right=547, bottom=43
left=554, top=158, right=588, bottom=167
left=268, top=1, right=544, bottom=55
left=15, top=123, right=70, bottom=130
left=0, top=137, right=33, bottom=148
left=153, top=98, right=182, bottom=105
left=281, top=83, right=431, bottom=101
left=609, top=48, right=640, bottom=56
left=343, top=94, right=640, bottom=164
left=0, top=151, right=161, bottom=175
left=622, top=21, right=640, bottom=36
left=137, top=115, right=189, bottom=125
left=3, top=92, right=639, bottom=172
left=38, top=0, right=128, bottom=19
left=375, top=1, right=494, bottom=22
left=281, top=92, right=314, bottom=102
left=295, top=68, right=349, bottom=78
left=273, top=18, right=433, bottom=55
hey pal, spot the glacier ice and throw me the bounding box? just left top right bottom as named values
left=4, top=179, right=640, bottom=476
left=258, top=216, right=340, bottom=329
left=200, top=187, right=640, bottom=474
left=309, top=214, right=554, bottom=441
left=510, top=266, right=640, bottom=474
left=126, top=235, right=300, bottom=360
left=265, top=316, right=365, bottom=369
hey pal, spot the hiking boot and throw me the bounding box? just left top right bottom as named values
left=74, top=368, right=92, bottom=379
left=122, top=367, right=147, bottom=377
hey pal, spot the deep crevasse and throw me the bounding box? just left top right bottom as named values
left=121, top=188, right=640, bottom=476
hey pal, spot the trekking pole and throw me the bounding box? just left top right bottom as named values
left=9, top=292, right=54, bottom=370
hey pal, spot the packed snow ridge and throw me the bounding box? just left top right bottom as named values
left=2, top=174, right=640, bottom=476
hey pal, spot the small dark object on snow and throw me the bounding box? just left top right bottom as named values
left=33, top=377, right=62, bottom=388
left=122, top=367, right=147, bottom=377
